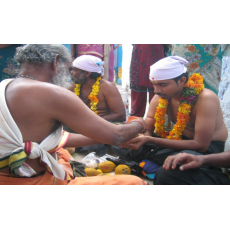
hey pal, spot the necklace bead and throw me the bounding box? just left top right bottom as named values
left=16, top=75, right=38, bottom=81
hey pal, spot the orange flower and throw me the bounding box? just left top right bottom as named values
left=188, top=45, right=196, bottom=52
left=189, top=62, right=199, bottom=70
left=74, top=77, right=101, bottom=114
left=154, top=73, right=204, bottom=140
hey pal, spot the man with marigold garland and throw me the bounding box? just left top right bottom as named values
left=67, top=55, right=127, bottom=156
left=69, top=55, right=126, bottom=122
left=119, top=56, right=229, bottom=185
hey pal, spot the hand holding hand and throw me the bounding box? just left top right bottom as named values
left=163, top=153, right=204, bottom=171
left=119, top=136, right=148, bottom=150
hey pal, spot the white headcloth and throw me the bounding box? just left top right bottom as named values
left=149, top=56, right=188, bottom=81
left=73, top=55, right=104, bottom=76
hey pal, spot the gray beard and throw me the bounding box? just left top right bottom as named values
left=51, top=63, right=71, bottom=89
left=73, top=72, right=87, bottom=85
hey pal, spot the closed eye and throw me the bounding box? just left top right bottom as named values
left=152, top=83, right=167, bottom=87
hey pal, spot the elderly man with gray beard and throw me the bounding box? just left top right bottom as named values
left=0, top=44, right=148, bottom=185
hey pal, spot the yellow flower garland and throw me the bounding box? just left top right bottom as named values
left=154, top=73, right=204, bottom=140
left=74, top=77, right=101, bottom=114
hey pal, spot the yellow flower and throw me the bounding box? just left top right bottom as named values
left=154, top=73, right=204, bottom=140
left=74, top=77, right=101, bottom=113
left=179, top=103, right=191, bottom=115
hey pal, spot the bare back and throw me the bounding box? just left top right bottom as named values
left=3, top=78, right=138, bottom=173
left=5, top=79, right=60, bottom=144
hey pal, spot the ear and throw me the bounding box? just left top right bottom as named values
left=85, top=71, right=91, bottom=78
left=179, top=76, right=187, bottom=86
left=53, top=54, right=60, bottom=71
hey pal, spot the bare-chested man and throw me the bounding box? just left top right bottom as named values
left=69, top=55, right=126, bottom=122
left=119, top=56, right=229, bottom=185
left=0, top=44, right=147, bottom=185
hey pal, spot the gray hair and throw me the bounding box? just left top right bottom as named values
left=14, top=44, right=72, bottom=66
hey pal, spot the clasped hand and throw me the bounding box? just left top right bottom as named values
left=119, top=135, right=148, bottom=150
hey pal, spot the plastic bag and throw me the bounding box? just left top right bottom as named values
left=80, top=152, right=105, bottom=168
left=100, top=154, right=119, bottom=162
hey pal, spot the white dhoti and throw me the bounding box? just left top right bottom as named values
left=0, top=79, right=71, bottom=180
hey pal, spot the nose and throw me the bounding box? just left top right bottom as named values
left=154, top=85, right=161, bottom=94
left=70, top=70, right=74, bottom=76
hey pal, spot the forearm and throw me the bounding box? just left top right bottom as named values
left=64, top=133, right=100, bottom=148
left=144, top=130, right=153, bottom=136
left=65, top=122, right=143, bottom=147
left=114, top=122, right=144, bottom=146
left=146, top=136, right=207, bottom=152
left=101, top=113, right=126, bottom=122
left=200, top=151, right=230, bottom=168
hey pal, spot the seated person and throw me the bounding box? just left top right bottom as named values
left=118, top=56, right=228, bottom=185
left=69, top=55, right=126, bottom=122
left=0, top=44, right=148, bottom=185
left=157, top=151, right=230, bottom=185
left=68, top=55, right=127, bottom=156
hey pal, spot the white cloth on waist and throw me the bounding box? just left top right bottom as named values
left=0, top=79, right=67, bottom=180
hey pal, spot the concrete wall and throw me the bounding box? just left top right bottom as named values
left=218, top=56, right=230, bottom=151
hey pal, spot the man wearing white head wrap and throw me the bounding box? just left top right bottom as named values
left=68, top=55, right=129, bottom=156
left=149, top=56, right=188, bottom=81
left=68, top=55, right=126, bottom=123
left=73, top=55, right=105, bottom=76
left=119, top=55, right=229, bottom=185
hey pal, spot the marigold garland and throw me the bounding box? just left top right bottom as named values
left=74, top=77, right=101, bottom=114
left=154, top=73, right=204, bottom=140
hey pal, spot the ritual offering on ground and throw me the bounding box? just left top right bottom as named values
left=85, top=168, right=98, bottom=177
left=115, top=165, right=131, bottom=175
left=96, top=169, right=103, bottom=175
left=97, top=173, right=111, bottom=176
left=98, top=161, right=116, bottom=173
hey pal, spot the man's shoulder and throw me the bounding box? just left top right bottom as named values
left=14, top=81, right=71, bottom=102
left=100, top=79, right=115, bottom=86
left=150, top=94, right=161, bottom=106
left=198, top=88, right=219, bottom=101
left=100, top=79, right=118, bottom=91
left=195, top=88, right=220, bottom=109
left=25, top=81, right=67, bottom=92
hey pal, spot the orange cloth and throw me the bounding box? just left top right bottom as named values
left=0, top=148, right=72, bottom=185
left=126, top=116, right=140, bottom=124
left=68, top=175, right=147, bottom=185
left=0, top=148, right=147, bottom=185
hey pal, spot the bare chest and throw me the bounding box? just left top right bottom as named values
left=168, top=102, right=196, bottom=131
left=79, top=89, right=109, bottom=111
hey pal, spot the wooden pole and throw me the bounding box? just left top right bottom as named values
left=103, top=44, right=111, bottom=80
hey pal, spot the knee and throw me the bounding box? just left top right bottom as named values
left=154, top=166, right=184, bottom=185
left=154, top=167, right=171, bottom=185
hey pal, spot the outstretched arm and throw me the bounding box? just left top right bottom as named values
left=65, top=133, right=100, bottom=147
left=163, top=151, right=230, bottom=171
left=120, top=95, right=158, bottom=149
left=120, top=90, right=221, bottom=152
left=48, top=85, right=146, bottom=147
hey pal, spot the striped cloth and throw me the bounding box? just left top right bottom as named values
left=0, top=79, right=72, bottom=180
